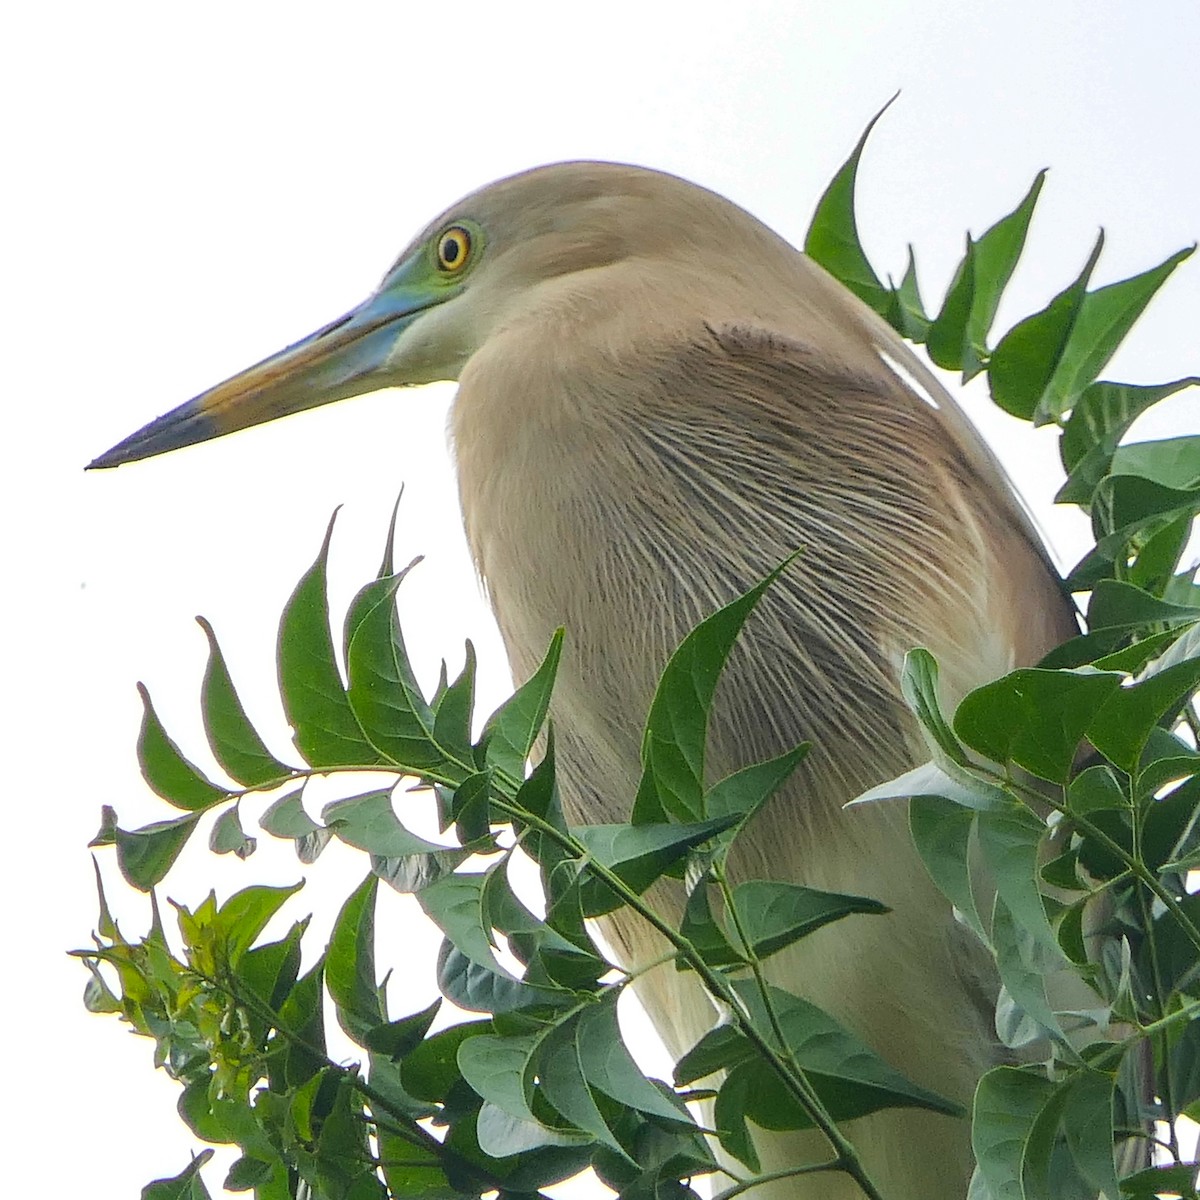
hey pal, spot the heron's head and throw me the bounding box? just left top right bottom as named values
left=89, top=162, right=777, bottom=469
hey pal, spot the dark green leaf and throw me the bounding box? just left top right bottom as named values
left=1060, top=377, right=1198, bottom=482
left=977, top=805, right=1060, bottom=956
left=115, top=811, right=203, bottom=891
left=364, top=997, right=442, bottom=1059
left=236, top=919, right=306, bottom=1042
left=196, top=616, right=293, bottom=787
left=141, top=1152, right=214, bottom=1200
left=480, top=629, right=563, bottom=783
left=678, top=882, right=742, bottom=970
left=886, top=245, right=930, bottom=341
left=223, top=1156, right=272, bottom=1192
left=900, top=649, right=969, bottom=767
left=327, top=875, right=383, bottom=1045
left=728, top=880, right=887, bottom=960
left=457, top=1031, right=543, bottom=1123
left=803, top=96, right=893, bottom=315
left=571, top=816, right=740, bottom=916
left=433, top=643, right=477, bottom=762
left=437, top=940, right=563, bottom=1015
left=1118, top=1164, right=1200, bottom=1198
left=277, top=514, right=381, bottom=767
left=1087, top=580, right=1200, bottom=632
left=136, top=683, right=227, bottom=811
left=953, top=667, right=1123, bottom=783
left=988, top=233, right=1103, bottom=420
left=1037, top=246, right=1194, bottom=422
left=1112, top=435, right=1200, bottom=490
left=277, top=957, right=327, bottom=1088
left=927, top=172, right=1044, bottom=378
left=1087, top=656, right=1200, bottom=772
left=400, top=1019, right=490, bottom=1101
left=634, top=563, right=792, bottom=823
left=212, top=881, right=303, bottom=967
left=345, top=563, right=448, bottom=772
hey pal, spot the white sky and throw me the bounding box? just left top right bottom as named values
left=4, top=2, right=1199, bottom=1197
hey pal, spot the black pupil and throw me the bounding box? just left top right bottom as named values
left=443, top=234, right=461, bottom=264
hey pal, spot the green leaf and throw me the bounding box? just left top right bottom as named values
left=540, top=1014, right=633, bottom=1159
left=400, top=1019, right=490, bottom=1102
left=1037, top=246, right=1194, bottom=423
left=634, top=563, right=792, bottom=824
left=900, top=649, right=969, bottom=767
left=1118, top=1165, right=1200, bottom=1198
left=1111, top=434, right=1200, bottom=490
left=345, top=565, right=448, bottom=772
left=141, top=1152, right=214, bottom=1200
left=277, top=513, right=381, bottom=768
left=972, top=1066, right=1056, bottom=1200
left=678, top=882, right=743, bottom=970
left=576, top=999, right=691, bottom=1125
left=1086, top=580, right=1200, bottom=632
left=236, top=918, right=306, bottom=1041
left=853, top=759, right=1007, bottom=812
left=277, top=957, right=327, bottom=1088
left=209, top=881, right=303, bottom=967
left=136, top=683, right=227, bottom=811
left=886, top=245, right=931, bottom=341
left=728, top=880, right=887, bottom=960
left=927, top=172, right=1045, bottom=378
left=208, top=804, right=256, bottom=859
left=703, top=744, right=809, bottom=826
left=571, top=816, right=740, bottom=916
left=327, top=875, right=384, bottom=1045
left=259, top=787, right=331, bottom=864
left=223, top=1156, right=272, bottom=1192
left=910, top=795, right=988, bottom=944
left=803, top=96, right=892, bottom=315
left=432, top=642, right=477, bottom=761
left=321, top=791, right=467, bottom=889
left=196, top=616, right=293, bottom=787
left=991, top=896, right=1069, bottom=1051
left=977, top=805, right=1060, bottom=956
left=417, top=872, right=514, bottom=979
left=953, top=667, right=1123, bottom=783
left=364, top=997, right=441, bottom=1059
left=704, top=981, right=961, bottom=1130
left=114, top=811, right=203, bottom=891
left=436, top=940, right=562, bottom=1015
left=988, top=233, right=1104, bottom=420
left=1087, top=656, right=1200, bottom=773
left=457, top=1031, right=544, bottom=1123
left=480, top=629, right=563, bottom=783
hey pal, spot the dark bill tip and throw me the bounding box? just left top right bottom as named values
left=87, top=399, right=214, bottom=470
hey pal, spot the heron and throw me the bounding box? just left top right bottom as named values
left=90, top=162, right=1077, bottom=1198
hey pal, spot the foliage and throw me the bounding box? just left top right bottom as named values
left=78, top=111, right=1199, bottom=1200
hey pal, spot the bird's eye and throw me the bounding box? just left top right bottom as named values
left=436, top=225, right=472, bottom=272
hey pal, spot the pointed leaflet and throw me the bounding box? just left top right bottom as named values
left=196, top=617, right=292, bottom=787
left=1035, top=246, right=1194, bottom=423
left=926, top=172, right=1045, bottom=379
left=539, top=1014, right=633, bottom=1160
left=633, top=562, right=793, bottom=824
left=571, top=816, right=741, bottom=916
left=576, top=999, right=692, bottom=1125
left=952, top=667, right=1123, bottom=784
left=208, top=803, right=256, bottom=859
left=325, top=874, right=385, bottom=1046
left=480, top=628, right=563, bottom=784
left=277, top=512, right=381, bottom=767
left=803, top=96, right=893, bottom=316
left=991, top=896, right=1071, bottom=1052
left=852, top=758, right=1006, bottom=812
left=432, top=642, right=477, bottom=762
left=987, top=233, right=1104, bottom=420
left=345, top=562, right=451, bottom=773
left=886, top=244, right=930, bottom=342
left=259, top=786, right=332, bottom=864
left=976, top=804, right=1061, bottom=959
left=113, top=811, right=203, bottom=891
left=457, top=1031, right=544, bottom=1124
left=321, top=791, right=466, bottom=889
left=703, top=744, right=809, bottom=826
left=909, top=794, right=988, bottom=944
left=679, top=882, right=744, bottom=970
left=136, top=683, right=228, bottom=811
left=971, top=1067, right=1057, bottom=1200
left=703, top=980, right=960, bottom=1129
left=364, top=997, right=441, bottom=1059
left=727, top=881, right=887, bottom=961
left=1086, top=579, right=1200, bottom=632
left=141, top=1151, right=215, bottom=1200
left=1057, top=377, right=1199, bottom=503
